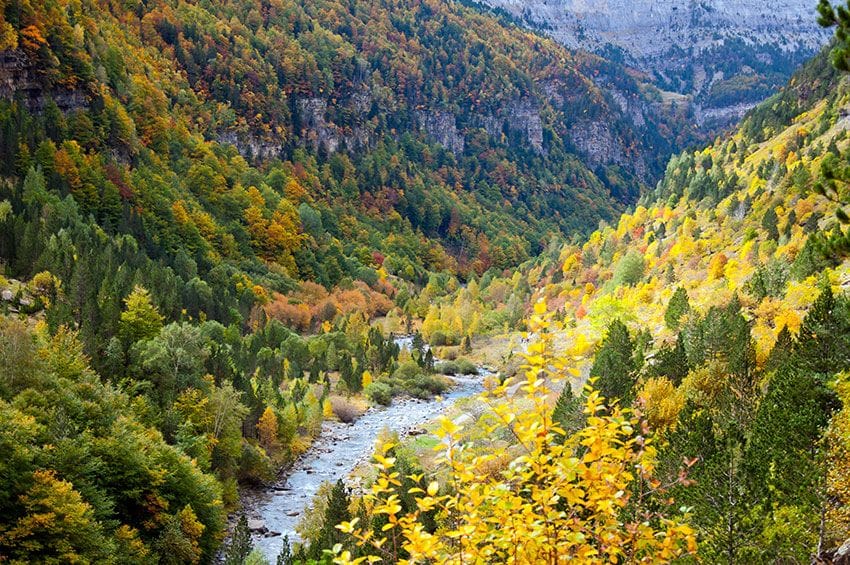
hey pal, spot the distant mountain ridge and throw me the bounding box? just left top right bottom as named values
left=472, top=0, right=831, bottom=129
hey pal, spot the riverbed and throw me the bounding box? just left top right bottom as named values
left=243, top=371, right=486, bottom=561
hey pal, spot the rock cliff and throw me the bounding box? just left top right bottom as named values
left=473, top=0, right=831, bottom=128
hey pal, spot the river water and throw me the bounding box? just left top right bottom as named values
left=243, top=356, right=486, bottom=561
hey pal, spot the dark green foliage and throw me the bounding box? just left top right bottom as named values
left=794, top=285, right=850, bottom=374
left=819, top=0, right=850, bottom=72
left=683, top=296, right=755, bottom=383
left=745, top=366, right=836, bottom=503
left=224, top=514, right=253, bottom=565
left=308, top=480, right=351, bottom=560
left=761, top=206, right=780, bottom=240
left=651, top=334, right=690, bottom=386
left=277, top=536, right=293, bottom=565
left=664, top=287, right=690, bottom=331
left=745, top=258, right=789, bottom=300
left=590, top=319, right=637, bottom=403
left=551, top=384, right=585, bottom=438
left=612, top=250, right=645, bottom=287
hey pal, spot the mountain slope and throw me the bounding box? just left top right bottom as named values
left=516, top=48, right=850, bottom=561
left=472, top=0, right=831, bottom=128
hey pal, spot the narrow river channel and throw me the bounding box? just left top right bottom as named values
left=242, top=345, right=488, bottom=561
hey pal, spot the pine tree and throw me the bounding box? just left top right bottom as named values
left=590, top=319, right=637, bottom=403
left=652, top=334, right=689, bottom=386
left=276, top=536, right=292, bottom=565
left=793, top=285, right=850, bottom=375
left=423, top=349, right=434, bottom=372
left=310, top=479, right=351, bottom=559
left=761, top=206, right=780, bottom=240
left=551, top=384, right=584, bottom=438
left=664, top=287, right=690, bottom=331
left=224, top=514, right=253, bottom=565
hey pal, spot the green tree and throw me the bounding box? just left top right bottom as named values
left=136, top=322, right=209, bottom=407
left=652, top=334, right=690, bottom=386
left=277, top=536, right=293, bottom=565
left=664, top=287, right=690, bottom=330
left=612, top=250, right=645, bottom=287
left=119, top=286, right=164, bottom=345
left=761, top=206, right=780, bottom=240
left=0, top=469, right=113, bottom=563
left=590, top=319, right=637, bottom=403
left=309, top=479, right=351, bottom=559
left=551, top=383, right=584, bottom=437
left=224, top=514, right=252, bottom=565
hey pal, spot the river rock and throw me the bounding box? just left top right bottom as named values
left=247, top=519, right=267, bottom=533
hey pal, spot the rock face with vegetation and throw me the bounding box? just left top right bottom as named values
left=1, top=0, right=850, bottom=563
left=475, top=0, right=831, bottom=128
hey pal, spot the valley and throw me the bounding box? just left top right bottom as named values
left=1, top=0, right=850, bottom=563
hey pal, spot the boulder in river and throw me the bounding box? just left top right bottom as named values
left=247, top=519, right=267, bottom=534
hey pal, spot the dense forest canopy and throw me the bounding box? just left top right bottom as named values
left=1, top=0, right=850, bottom=563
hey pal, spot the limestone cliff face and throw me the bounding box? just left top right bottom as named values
left=417, top=110, right=465, bottom=155
left=0, top=50, right=87, bottom=112
left=473, top=0, right=830, bottom=128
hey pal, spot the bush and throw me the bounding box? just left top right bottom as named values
left=435, top=358, right=477, bottom=375
left=237, top=440, right=274, bottom=484
left=407, top=374, right=448, bottom=398
left=612, top=251, right=645, bottom=286
left=430, top=330, right=448, bottom=346
left=365, top=382, right=392, bottom=406
left=429, top=330, right=460, bottom=347
left=393, top=360, right=423, bottom=380
left=330, top=395, right=364, bottom=423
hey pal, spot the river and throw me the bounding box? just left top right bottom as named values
left=242, top=349, right=487, bottom=561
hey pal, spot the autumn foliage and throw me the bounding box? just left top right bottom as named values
left=333, top=302, right=697, bottom=564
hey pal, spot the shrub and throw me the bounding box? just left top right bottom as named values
left=612, top=250, right=645, bottom=286
left=365, top=382, right=392, bottom=406
left=330, top=395, right=364, bottom=423
left=430, top=330, right=447, bottom=346
left=435, top=358, right=477, bottom=375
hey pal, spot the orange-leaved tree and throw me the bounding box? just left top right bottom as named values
left=332, top=300, right=697, bottom=564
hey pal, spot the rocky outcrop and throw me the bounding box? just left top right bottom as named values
left=217, top=132, right=283, bottom=161
left=505, top=99, right=544, bottom=153
left=568, top=119, right=646, bottom=180
left=298, top=97, right=342, bottom=154
left=473, top=0, right=830, bottom=128
left=416, top=110, right=465, bottom=154
left=0, top=49, right=87, bottom=112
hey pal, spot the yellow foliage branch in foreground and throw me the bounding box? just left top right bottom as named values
left=333, top=300, right=697, bottom=564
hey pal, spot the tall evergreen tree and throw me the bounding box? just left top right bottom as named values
left=665, top=287, right=690, bottom=330
left=224, top=514, right=252, bottom=565
left=309, top=479, right=351, bottom=560
left=590, top=319, right=637, bottom=403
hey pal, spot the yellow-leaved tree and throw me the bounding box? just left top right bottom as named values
left=333, top=301, right=697, bottom=564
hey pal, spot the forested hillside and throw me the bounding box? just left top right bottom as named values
left=1, top=0, right=848, bottom=563
left=306, top=35, right=850, bottom=565
left=0, top=0, right=701, bottom=561
left=0, top=0, right=703, bottom=365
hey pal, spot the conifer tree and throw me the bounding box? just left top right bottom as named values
left=665, top=287, right=690, bottom=331
left=551, top=384, right=584, bottom=438
left=309, top=479, right=351, bottom=560
left=224, top=514, right=252, bottom=565
left=590, top=319, right=637, bottom=403
left=276, top=536, right=292, bottom=565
